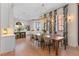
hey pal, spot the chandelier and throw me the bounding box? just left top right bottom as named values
left=40, top=3, right=47, bottom=19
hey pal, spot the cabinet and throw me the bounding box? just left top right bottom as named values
left=0, top=35, right=15, bottom=53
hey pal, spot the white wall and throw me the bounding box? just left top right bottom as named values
left=68, top=4, right=78, bottom=47
left=0, top=3, right=14, bottom=29
left=8, top=4, right=14, bottom=29
left=1, top=4, right=9, bottom=28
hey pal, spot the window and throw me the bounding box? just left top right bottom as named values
left=35, top=21, right=40, bottom=31
left=58, top=15, right=63, bottom=31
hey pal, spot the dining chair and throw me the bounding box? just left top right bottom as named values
left=54, top=32, right=64, bottom=47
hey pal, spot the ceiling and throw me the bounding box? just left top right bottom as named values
left=13, top=3, right=67, bottom=21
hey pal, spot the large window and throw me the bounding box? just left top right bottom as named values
left=35, top=21, right=40, bottom=31
left=58, top=15, right=63, bottom=31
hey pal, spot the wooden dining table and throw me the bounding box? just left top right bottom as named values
left=52, top=36, right=64, bottom=55
left=45, top=35, right=64, bottom=56
left=35, top=33, right=64, bottom=56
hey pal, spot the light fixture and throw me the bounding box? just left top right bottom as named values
left=36, top=33, right=40, bottom=36
left=40, top=3, right=47, bottom=17
left=68, top=14, right=72, bottom=22
left=1, top=28, right=13, bottom=35
left=3, top=28, right=8, bottom=34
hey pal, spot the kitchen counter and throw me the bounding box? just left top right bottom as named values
left=1, top=34, right=15, bottom=37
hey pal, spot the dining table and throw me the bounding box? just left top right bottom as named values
left=45, top=34, right=64, bottom=56
left=35, top=33, right=64, bottom=56
left=52, top=36, right=64, bottom=56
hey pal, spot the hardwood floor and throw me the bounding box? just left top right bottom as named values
left=0, top=35, right=79, bottom=56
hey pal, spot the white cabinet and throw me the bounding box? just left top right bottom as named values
left=0, top=35, right=15, bottom=53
